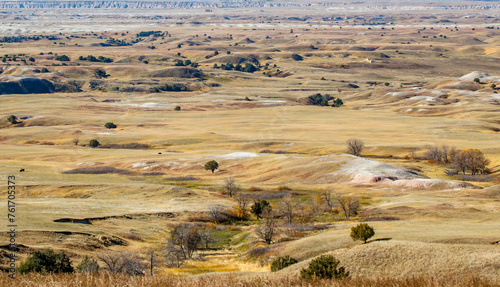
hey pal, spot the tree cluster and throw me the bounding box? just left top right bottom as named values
left=425, top=146, right=490, bottom=175
left=215, top=62, right=259, bottom=73
left=319, top=191, right=360, bottom=219
left=307, top=93, right=343, bottom=107
left=136, top=31, right=166, bottom=37
left=164, top=224, right=213, bottom=267
left=175, top=59, right=199, bottom=68
left=79, top=55, right=113, bottom=63
left=54, top=55, right=70, bottom=61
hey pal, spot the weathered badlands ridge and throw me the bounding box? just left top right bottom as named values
left=0, top=1, right=498, bottom=10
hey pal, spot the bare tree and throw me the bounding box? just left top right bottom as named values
left=199, top=228, right=215, bottom=250
left=163, top=241, right=185, bottom=267
left=72, top=130, right=81, bottom=146
left=279, top=194, right=298, bottom=224
left=168, top=224, right=202, bottom=260
left=222, top=177, right=240, bottom=197
left=147, top=249, right=160, bottom=276
left=334, top=194, right=360, bottom=220
left=461, top=149, right=490, bottom=175
left=346, top=139, right=364, bottom=156
left=255, top=206, right=275, bottom=245
left=425, top=146, right=442, bottom=162
left=448, top=146, right=458, bottom=164
left=234, top=193, right=250, bottom=212
left=453, top=150, right=467, bottom=174
left=234, top=193, right=250, bottom=219
left=310, top=194, right=322, bottom=216
left=321, top=191, right=335, bottom=212
left=208, top=204, right=227, bottom=223
left=440, top=145, right=450, bottom=164
left=97, top=251, right=144, bottom=275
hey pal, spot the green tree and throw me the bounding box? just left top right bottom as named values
left=300, top=255, right=348, bottom=280
left=7, top=115, right=18, bottom=124
left=271, top=256, right=298, bottom=272
left=88, top=139, right=100, bottom=148
left=41, top=67, right=49, bottom=73
left=350, top=223, right=375, bottom=243
left=174, top=106, right=181, bottom=111
left=104, top=122, right=117, bottom=129
left=251, top=200, right=270, bottom=219
left=204, top=160, right=219, bottom=173
left=18, top=249, right=74, bottom=274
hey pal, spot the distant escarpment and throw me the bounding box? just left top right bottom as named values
left=0, top=1, right=497, bottom=10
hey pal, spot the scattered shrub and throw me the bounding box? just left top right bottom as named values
left=54, top=55, right=70, bottom=61
left=165, top=176, right=198, bottom=181
left=300, top=255, right=348, bottom=280
left=277, top=185, right=291, bottom=191
left=18, top=249, right=74, bottom=274
left=271, top=256, right=298, bottom=272
left=76, top=255, right=99, bottom=274
left=174, top=106, right=181, bottom=111
left=7, top=115, right=18, bottom=124
left=104, top=122, right=117, bottom=129
left=62, top=166, right=131, bottom=175
left=122, top=233, right=143, bottom=241
left=88, top=139, right=100, bottom=148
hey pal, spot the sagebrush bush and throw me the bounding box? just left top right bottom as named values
left=76, top=255, right=99, bottom=274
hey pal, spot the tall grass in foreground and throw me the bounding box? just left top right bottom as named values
left=0, top=273, right=497, bottom=287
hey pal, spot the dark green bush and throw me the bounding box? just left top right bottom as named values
left=18, top=249, right=74, bottom=274
left=104, top=122, right=117, bottom=129
left=88, top=139, right=100, bottom=148
left=300, top=255, right=348, bottom=280
left=7, top=115, right=18, bottom=124
left=54, top=55, right=70, bottom=61
left=271, top=256, right=298, bottom=272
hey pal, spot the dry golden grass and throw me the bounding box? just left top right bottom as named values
left=0, top=272, right=497, bottom=287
